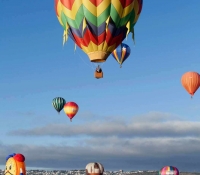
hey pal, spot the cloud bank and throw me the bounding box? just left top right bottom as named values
left=2, top=112, right=200, bottom=171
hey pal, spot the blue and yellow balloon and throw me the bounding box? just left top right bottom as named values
left=112, top=43, right=131, bottom=68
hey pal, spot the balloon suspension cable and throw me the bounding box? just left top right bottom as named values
left=94, top=62, right=105, bottom=68
left=76, top=51, right=95, bottom=71
left=97, top=65, right=100, bottom=70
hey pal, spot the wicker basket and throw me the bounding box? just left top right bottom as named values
left=94, top=71, right=103, bottom=79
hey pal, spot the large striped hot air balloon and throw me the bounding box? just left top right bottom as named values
left=112, top=43, right=131, bottom=67
left=55, top=0, right=143, bottom=63
left=52, top=97, right=66, bottom=113
left=159, top=166, right=179, bottom=175
left=181, top=71, right=200, bottom=98
left=63, top=102, right=79, bottom=121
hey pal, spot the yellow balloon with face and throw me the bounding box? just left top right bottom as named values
left=4, top=153, right=26, bottom=175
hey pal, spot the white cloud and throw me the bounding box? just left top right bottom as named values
left=7, top=114, right=200, bottom=138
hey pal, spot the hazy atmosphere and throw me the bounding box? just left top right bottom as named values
left=1, top=0, right=200, bottom=172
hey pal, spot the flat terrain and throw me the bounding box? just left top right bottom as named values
left=1, top=170, right=200, bottom=175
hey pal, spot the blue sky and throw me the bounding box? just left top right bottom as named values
left=1, top=0, right=200, bottom=172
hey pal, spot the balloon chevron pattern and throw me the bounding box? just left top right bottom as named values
left=55, top=0, right=143, bottom=62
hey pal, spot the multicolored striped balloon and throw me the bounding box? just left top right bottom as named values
left=52, top=97, right=66, bottom=113
left=112, top=43, right=131, bottom=67
left=55, top=0, right=143, bottom=63
left=63, top=102, right=79, bottom=121
left=159, top=166, right=179, bottom=175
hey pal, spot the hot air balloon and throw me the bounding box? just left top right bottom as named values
left=5, top=153, right=26, bottom=175
left=159, top=166, right=179, bottom=175
left=63, top=102, right=79, bottom=121
left=85, top=162, right=104, bottom=175
left=181, top=71, right=200, bottom=98
left=55, top=0, right=143, bottom=75
left=52, top=97, right=66, bottom=113
left=112, top=43, right=131, bottom=68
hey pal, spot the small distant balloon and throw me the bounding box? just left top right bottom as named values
left=159, top=166, right=179, bottom=175
left=181, top=71, right=200, bottom=98
left=85, top=162, right=104, bottom=175
left=52, top=97, right=66, bottom=113
left=63, top=102, right=79, bottom=121
left=5, top=153, right=26, bottom=175
left=112, top=43, right=131, bottom=68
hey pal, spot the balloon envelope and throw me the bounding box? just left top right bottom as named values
left=55, top=0, right=143, bottom=62
left=181, top=71, right=200, bottom=97
left=85, top=162, right=104, bottom=175
left=159, top=166, right=179, bottom=175
left=52, top=97, right=66, bottom=113
left=5, top=153, right=26, bottom=175
left=63, top=102, right=79, bottom=121
left=112, top=43, right=131, bottom=66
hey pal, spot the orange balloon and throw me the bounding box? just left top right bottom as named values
left=181, top=71, right=200, bottom=98
left=63, top=102, right=79, bottom=121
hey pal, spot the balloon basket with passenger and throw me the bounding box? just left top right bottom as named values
left=94, top=65, right=103, bottom=79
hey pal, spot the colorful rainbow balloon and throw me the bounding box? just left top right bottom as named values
left=159, top=166, right=179, bottom=175
left=55, top=0, right=143, bottom=63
